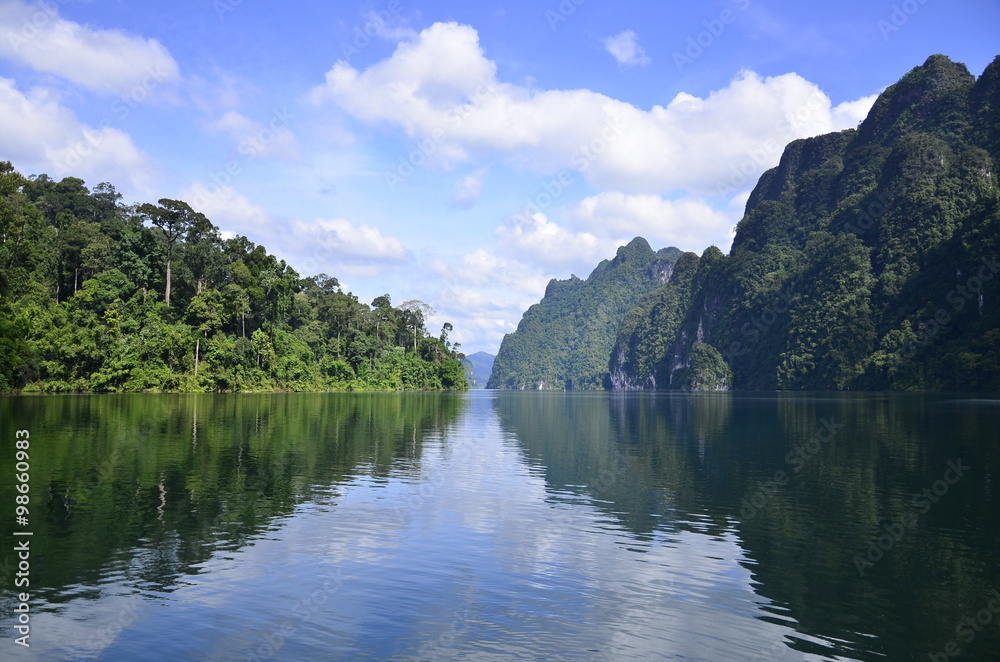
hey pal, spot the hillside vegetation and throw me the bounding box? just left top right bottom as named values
left=487, top=238, right=681, bottom=389
left=494, top=55, right=1000, bottom=392
left=0, top=170, right=466, bottom=392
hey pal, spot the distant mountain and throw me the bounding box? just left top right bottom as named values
left=462, top=351, right=495, bottom=388
left=493, top=54, right=1000, bottom=392
left=487, top=238, right=681, bottom=389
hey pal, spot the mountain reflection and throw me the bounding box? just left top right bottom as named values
left=492, top=391, right=1000, bottom=661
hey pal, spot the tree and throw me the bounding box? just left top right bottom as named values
left=372, top=294, right=396, bottom=342
left=400, top=300, right=434, bottom=352
left=140, top=199, right=208, bottom=308
left=187, top=289, right=226, bottom=379
left=182, top=213, right=221, bottom=295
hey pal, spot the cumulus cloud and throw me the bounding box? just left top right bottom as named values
left=428, top=250, right=554, bottom=351
left=563, top=192, right=733, bottom=251
left=289, top=218, right=411, bottom=277
left=308, top=22, right=877, bottom=195
left=431, top=249, right=550, bottom=296
left=450, top=167, right=487, bottom=208
left=182, top=183, right=410, bottom=278
left=0, top=77, right=156, bottom=197
left=832, top=93, right=880, bottom=128
left=181, top=182, right=277, bottom=241
left=495, top=212, right=606, bottom=269
left=491, top=191, right=735, bottom=274
left=208, top=110, right=300, bottom=161
left=361, top=9, right=417, bottom=42
left=0, top=0, right=180, bottom=96
left=602, top=30, right=651, bottom=67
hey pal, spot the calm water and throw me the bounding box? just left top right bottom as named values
left=1, top=391, right=999, bottom=661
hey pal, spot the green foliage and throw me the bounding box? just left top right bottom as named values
left=488, top=238, right=681, bottom=390
left=504, top=55, right=1000, bottom=393
left=649, top=55, right=1000, bottom=392
left=679, top=343, right=733, bottom=391
left=0, top=164, right=466, bottom=393
left=608, top=251, right=700, bottom=389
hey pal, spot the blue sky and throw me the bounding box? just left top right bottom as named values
left=1, top=0, right=997, bottom=354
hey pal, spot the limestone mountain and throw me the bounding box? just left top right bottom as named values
left=487, top=238, right=681, bottom=389
left=612, top=54, right=1000, bottom=392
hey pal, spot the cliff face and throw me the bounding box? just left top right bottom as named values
left=607, top=251, right=700, bottom=390
left=612, top=54, right=1000, bottom=391
left=487, top=238, right=680, bottom=390
left=492, top=55, right=1000, bottom=392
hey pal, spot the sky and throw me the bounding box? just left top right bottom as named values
left=0, top=0, right=997, bottom=354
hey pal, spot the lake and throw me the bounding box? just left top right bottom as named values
left=1, top=391, right=999, bottom=661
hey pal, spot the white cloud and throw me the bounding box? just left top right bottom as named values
left=495, top=212, right=606, bottom=270
left=431, top=249, right=549, bottom=296
left=361, top=10, right=417, bottom=42
left=308, top=22, right=877, bottom=195
left=186, top=70, right=247, bottom=115
left=289, top=218, right=411, bottom=277
left=0, top=77, right=156, bottom=197
left=490, top=191, right=734, bottom=274
left=602, top=30, right=651, bottom=67
left=425, top=248, right=561, bottom=351
left=183, top=182, right=411, bottom=278
left=181, top=182, right=277, bottom=241
left=563, top=192, right=734, bottom=252
left=0, top=0, right=180, bottom=96
left=208, top=110, right=300, bottom=161
left=832, top=93, right=880, bottom=128
left=450, top=167, right=487, bottom=208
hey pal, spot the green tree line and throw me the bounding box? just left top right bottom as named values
left=0, top=164, right=467, bottom=392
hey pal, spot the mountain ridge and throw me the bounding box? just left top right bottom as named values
left=492, top=53, right=1000, bottom=392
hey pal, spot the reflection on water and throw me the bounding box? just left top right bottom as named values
left=1, top=391, right=998, bottom=661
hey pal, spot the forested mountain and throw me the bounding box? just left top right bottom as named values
left=461, top=351, right=495, bottom=388
left=487, top=238, right=682, bottom=389
left=0, top=168, right=467, bottom=392
left=498, top=54, right=1000, bottom=392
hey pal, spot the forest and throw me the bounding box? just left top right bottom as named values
left=0, top=164, right=467, bottom=392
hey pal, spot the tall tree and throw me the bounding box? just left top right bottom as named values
left=182, top=213, right=221, bottom=295
left=140, top=199, right=207, bottom=308
left=400, top=300, right=434, bottom=352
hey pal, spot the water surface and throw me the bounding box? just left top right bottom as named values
left=1, top=391, right=998, bottom=661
